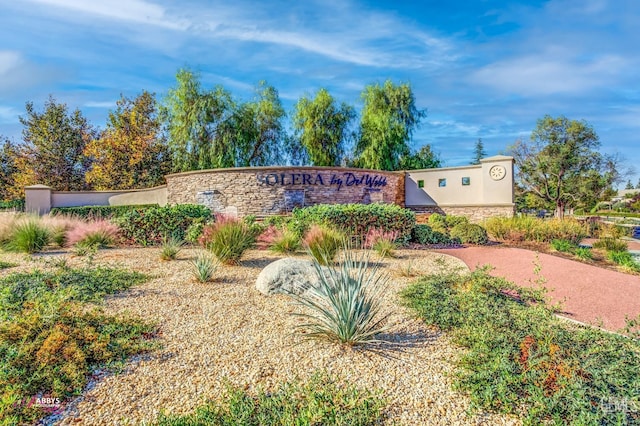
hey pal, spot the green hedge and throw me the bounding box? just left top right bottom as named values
left=291, top=203, right=416, bottom=243
left=112, top=204, right=212, bottom=246
left=0, top=199, right=24, bottom=211
left=50, top=204, right=158, bottom=219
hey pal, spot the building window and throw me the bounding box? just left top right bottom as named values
left=462, top=177, right=470, bottom=186
left=417, top=180, right=424, bottom=188
left=438, top=178, right=446, bottom=187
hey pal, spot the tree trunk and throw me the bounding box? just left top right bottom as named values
left=555, top=201, right=565, bottom=219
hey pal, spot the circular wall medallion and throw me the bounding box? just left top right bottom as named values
left=489, top=165, right=506, bottom=181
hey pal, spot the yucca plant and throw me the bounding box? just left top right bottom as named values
left=290, top=248, right=390, bottom=346
left=303, top=225, right=344, bottom=265
left=5, top=218, right=51, bottom=253
left=191, top=251, right=219, bottom=283
left=160, top=235, right=183, bottom=261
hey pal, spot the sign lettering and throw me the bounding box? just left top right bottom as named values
left=257, top=172, right=387, bottom=190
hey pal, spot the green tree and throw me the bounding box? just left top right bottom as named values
left=471, top=138, right=487, bottom=165
left=510, top=115, right=619, bottom=219
left=637, top=179, right=640, bottom=189
left=17, top=96, right=94, bottom=191
left=84, top=91, right=172, bottom=190
left=354, top=80, right=426, bottom=171
left=0, top=137, right=19, bottom=200
left=217, top=81, right=286, bottom=167
left=625, top=179, right=634, bottom=190
left=161, top=68, right=233, bottom=172
left=292, top=88, right=355, bottom=166
left=399, top=144, right=441, bottom=170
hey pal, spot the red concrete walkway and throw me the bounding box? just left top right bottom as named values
left=433, top=246, right=640, bottom=331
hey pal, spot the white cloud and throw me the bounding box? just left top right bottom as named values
left=471, top=54, right=627, bottom=96
left=84, top=101, right=116, bottom=108
left=24, top=0, right=188, bottom=30
left=0, top=106, right=19, bottom=123
left=0, top=50, right=64, bottom=95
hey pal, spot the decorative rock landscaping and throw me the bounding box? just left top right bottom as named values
left=17, top=247, right=519, bottom=426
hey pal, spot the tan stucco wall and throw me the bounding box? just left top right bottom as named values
left=26, top=185, right=167, bottom=214
left=165, top=167, right=404, bottom=217
left=405, top=156, right=515, bottom=221
left=51, top=186, right=167, bottom=209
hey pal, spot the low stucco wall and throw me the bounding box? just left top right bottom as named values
left=25, top=185, right=167, bottom=214
left=165, top=166, right=404, bottom=217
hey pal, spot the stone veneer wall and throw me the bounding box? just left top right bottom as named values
left=165, top=167, right=405, bottom=217
left=409, top=204, right=515, bottom=223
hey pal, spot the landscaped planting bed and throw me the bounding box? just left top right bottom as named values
left=0, top=248, right=520, bottom=425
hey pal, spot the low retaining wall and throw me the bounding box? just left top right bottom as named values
left=409, top=204, right=515, bottom=223
left=25, top=185, right=167, bottom=214
left=165, top=166, right=405, bottom=217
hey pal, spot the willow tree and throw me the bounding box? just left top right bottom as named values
left=160, top=68, right=233, bottom=172
left=354, top=80, right=425, bottom=171
left=511, top=115, right=619, bottom=218
left=292, top=88, right=355, bottom=166
left=217, top=81, right=286, bottom=167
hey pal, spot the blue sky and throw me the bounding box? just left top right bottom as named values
left=1, top=0, right=638, bottom=185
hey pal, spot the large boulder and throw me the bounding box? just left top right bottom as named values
left=256, top=258, right=324, bottom=296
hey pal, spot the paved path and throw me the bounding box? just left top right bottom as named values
left=433, top=246, right=640, bottom=331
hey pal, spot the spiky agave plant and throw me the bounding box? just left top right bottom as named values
left=291, top=248, right=390, bottom=346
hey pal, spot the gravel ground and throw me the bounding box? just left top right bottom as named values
left=3, top=247, right=521, bottom=426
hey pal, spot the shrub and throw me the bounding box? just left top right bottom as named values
left=4, top=218, right=50, bottom=253
left=411, top=224, right=451, bottom=245
left=303, top=225, right=344, bottom=265
left=449, top=223, right=488, bottom=245
left=155, top=372, right=385, bottom=425
left=270, top=229, right=301, bottom=254
left=65, top=219, right=119, bottom=248
left=592, top=237, right=628, bottom=252
left=400, top=270, right=640, bottom=425
left=292, top=203, right=415, bottom=243
left=291, top=249, right=390, bottom=346
left=185, top=219, right=207, bottom=244
left=160, top=236, right=183, bottom=261
left=114, top=204, right=212, bottom=246
left=199, top=215, right=256, bottom=265
left=190, top=252, right=219, bottom=283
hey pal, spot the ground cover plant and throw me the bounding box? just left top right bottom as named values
left=0, top=265, right=154, bottom=424
left=155, top=372, right=385, bottom=425
left=401, top=269, right=640, bottom=425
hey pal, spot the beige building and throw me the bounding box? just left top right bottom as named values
left=405, top=155, right=515, bottom=221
